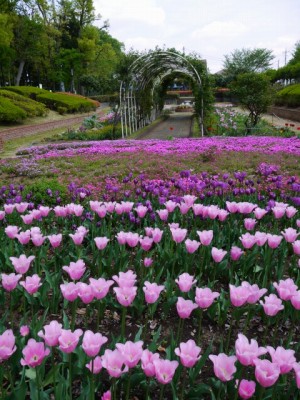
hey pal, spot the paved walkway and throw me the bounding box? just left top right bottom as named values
left=137, top=112, right=193, bottom=140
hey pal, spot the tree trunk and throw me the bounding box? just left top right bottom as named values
left=15, top=60, right=25, bottom=86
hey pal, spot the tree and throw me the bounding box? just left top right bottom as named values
left=230, top=72, right=274, bottom=133
left=288, top=41, right=300, bottom=66
left=223, top=48, right=274, bottom=81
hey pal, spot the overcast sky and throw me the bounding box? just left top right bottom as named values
left=94, top=0, right=299, bottom=73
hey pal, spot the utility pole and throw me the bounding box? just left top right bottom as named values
left=284, top=49, right=287, bottom=66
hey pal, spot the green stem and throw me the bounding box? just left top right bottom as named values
left=121, top=307, right=127, bottom=341
left=226, top=310, right=235, bottom=352
left=180, top=368, right=187, bottom=400
left=90, top=359, right=94, bottom=400
left=159, top=384, right=165, bottom=400
left=257, top=385, right=265, bottom=400
left=52, top=349, right=56, bottom=398
left=233, top=365, right=245, bottom=400
left=145, top=377, right=150, bottom=400
left=71, top=301, right=77, bottom=330
left=197, top=309, right=203, bottom=344
left=125, top=370, right=131, bottom=400
left=36, top=367, right=41, bottom=400
left=69, top=353, right=72, bottom=400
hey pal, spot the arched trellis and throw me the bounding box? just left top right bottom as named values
left=119, top=51, right=205, bottom=138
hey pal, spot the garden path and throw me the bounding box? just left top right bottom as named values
left=137, top=112, right=193, bottom=140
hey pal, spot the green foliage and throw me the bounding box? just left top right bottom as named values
left=89, top=94, right=119, bottom=104
left=22, top=179, right=68, bottom=206
left=230, top=72, right=274, bottom=130
left=5, top=86, right=48, bottom=100
left=0, top=89, right=47, bottom=117
left=82, top=114, right=102, bottom=129
left=61, top=123, right=122, bottom=141
left=36, top=92, right=97, bottom=113
left=223, top=48, right=275, bottom=82
left=0, top=96, right=26, bottom=122
left=275, top=84, right=300, bottom=107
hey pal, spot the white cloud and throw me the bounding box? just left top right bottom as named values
left=192, top=21, right=248, bottom=39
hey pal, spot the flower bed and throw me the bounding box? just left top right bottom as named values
left=0, top=165, right=299, bottom=399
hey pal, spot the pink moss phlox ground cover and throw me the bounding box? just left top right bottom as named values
left=20, top=136, right=300, bottom=160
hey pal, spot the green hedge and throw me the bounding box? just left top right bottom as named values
left=89, top=94, right=118, bottom=104
left=275, top=84, right=300, bottom=107
left=5, top=86, right=48, bottom=100
left=0, top=96, right=27, bottom=122
left=62, top=123, right=122, bottom=141
left=0, top=89, right=47, bottom=117
left=36, top=92, right=97, bottom=113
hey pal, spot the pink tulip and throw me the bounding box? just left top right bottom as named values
left=143, top=257, right=153, bottom=267
left=238, top=379, right=256, bottom=399
left=273, top=278, right=298, bottom=301
left=38, top=320, right=63, bottom=346
left=116, top=340, right=144, bottom=368
left=31, top=209, right=42, bottom=220
left=244, top=218, right=257, bottom=230
left=209, top=353, right=237, bottom=381
left=0, top=211, right=5, bottom=220
left=60, top=282, right=78, bottom=302
left=0, top=330, right=17, bottom=362
left=286, top=206, right=297, bottom=218
left=31, top=234, right=46, bottom=247
left=94, top=237, right=110, bottom=250
left=170, top=228, right=187, bottom=243
left=141, top=350, right=160, bottom=377
left=267, top=234, right=283, bottom=249
left=175, top=339, right=201, bottom=368
left=156, top=209, right=169, bottom=221
left=185, top=239, right=200, bottom=253
left=47, top=234, right=62, bottom=248
left=253, top=358, right=280, bottom=387
left=260, top=294, right=284, bottom=316
left=291, top=291, right=300, bottom=310
left=211, top=247, right=227, bottom=263
left=193, top=203, right=204, bottom=216
left=266, top=345, right=296, bottom=374
left=239, top=233, right=256, bottom=249
left=115, top=203, right=124, bottom=215
left=226, top=201, right=238, bottom=213
left=16, top=231, right=31, bottom=245
left=95, top=205, right=107, bottom=218
left=89, top=200, right=103, bottom=212
left=197, top=230, right=213, bottom=246
left=297, top=219, right=300, bottom=228
left=39, top=206, right=51, bottom=217
left=121, top=201, right=134, bottom=213
left=164, top=200, right=177, bottom=212
left=5, top=225, right=19, bottom=239
left=62, top=259, right=86, bottom=280
left=139, top=236, right=153, bottom=251
left=218, top=209, right=229, bottom=221
left=176, top=297, right=198, bottom=319
left=183, top=195, right=197, bottom=207
left=292, top=240, right=300, bottom=256
left=69, top=232, right=84, bottom=245
left=237, top=202, right=257, bottom=214
left=20, top=339, right=50, bottom=367
left=272, top=206, right=286, bottom=219
left=89, top=277, right=114, bottom=300
left=20, top=274, right=42, bottom=295
left=86, top=356, right=103, bottom=374
left=207, top=205, right=220, bottom=220
left=21, top=214, right=34, bottom=224
left=153, top=358, right=179, bottom=384
left=143, top=281, right=164, bottom=304
left=195, top=287, right=220, bottom=309
left=135, top=205, right=148, bottom=218
left=175, top=273, right=197, bottom=292
left=54, top=206, right=68, bottom=217
left=281, top=227, right=299, bottom=243
left=116, top=231, right=127, bottom=245
left=179, top=203, right=190, bottom=215
left=151, top=228, right=164, bottom=243
left=4, top=204, right=15, bottom=214
left=77, top=283, right=94, bottom=304
left=254, top=232, right=268, bottom=247
left=253, top=207, right=268, bottom=220
left=58, top=329, right=83, bottom=353
left=101, top=390, right=111, bottom=400
left=229, top=284, right=249, bottom=307
left=230, top=246, right=244, bottom=261
left=113, top=270, right=137, bottom=288
left=82, top=330, right=108, bottom=358
left=1, top=273, right=22, bottom=291
left=125, top=232, right=140, bottom=248
left=101, top=349, right=128, bottom=377
left=241, top=282, right=267, bottom=304
left=168, top=223, right=179, bottom=229
left=235, top=333, right=267, bottom=366
left=114, top=286, right=137, bottom=307
left=20, top=325, right=30, bottom=337
left=15, top=202, right=29, bottom=213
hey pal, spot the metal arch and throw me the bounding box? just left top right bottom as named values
left=120, top=50, right=205, bottom=138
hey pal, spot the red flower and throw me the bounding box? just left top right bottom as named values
left=297, top=127, right=300, bottom=131
left=285, top=123, right=289, bottom=126
left=290, top=124, right=295, bottom=127
left=169, top=127, right=174, bottom=131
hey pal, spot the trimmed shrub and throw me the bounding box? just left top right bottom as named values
left=0, top=89, right=48, bottom=117
left=89, top=94, right=118, bottom=104
left=55, top=92, right=100, bottom=108
left=5, top=86, right=48, bottom=100
left=275, top=84, right=300, bottom=108
left=0, top=97, right=27, bottom=122
left=62, top=123, right=122, bottom=141
left=36, top=92, right=97, bottom=113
